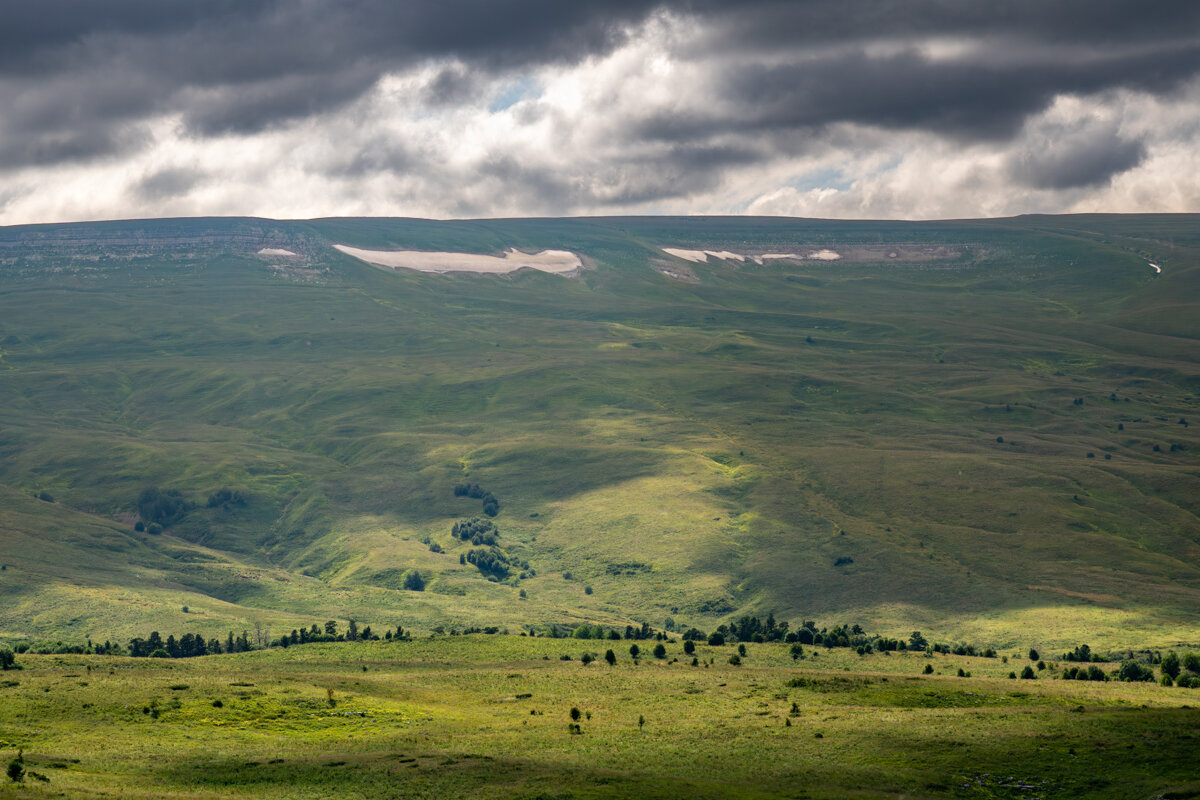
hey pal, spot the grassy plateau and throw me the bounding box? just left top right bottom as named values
left=2, top=636, right=1200, bottom=799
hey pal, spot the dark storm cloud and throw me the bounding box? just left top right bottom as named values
left=0, top=0, right=665, bottom=162
left=133, top=166, right=207, bottom=202
left=1008, top=121, right=1147, bottom=190
left=3, top=0, right=1200, bottom=219
left=650, top=39, right=1200, bottom=143
left=6, top=1, right=1199, bottom=147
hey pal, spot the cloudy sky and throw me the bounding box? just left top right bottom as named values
left=3, top=0, right=1199, bottom=224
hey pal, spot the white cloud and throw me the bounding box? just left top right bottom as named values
left=0, top=13, right=1198, bottom=225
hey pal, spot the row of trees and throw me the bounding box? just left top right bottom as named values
left=453, top=484, right=500, bottom=517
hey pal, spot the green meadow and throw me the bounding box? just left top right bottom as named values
left=0, top=214, right=1198, bottom=652
left=2, top=636, right=1199, bottom=799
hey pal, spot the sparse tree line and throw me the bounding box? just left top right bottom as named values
left=3, top=620, right=416, bottom=660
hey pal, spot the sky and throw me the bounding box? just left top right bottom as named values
left=3, top=0, right=1199, bottom=225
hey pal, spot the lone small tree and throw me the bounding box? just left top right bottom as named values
left=605, top=649, right=616, bottom=666
left=629, top=644, right=640, bottom=659
left=570, top=707, right=581, bottom=723
left=1028, top=648, right=1040, bottom=661
left=0, top=647, right=15, bottom=671
left=683, top=639, right=696, bottom=655
left=6, top=751, right=23, bottom=783
left=653, top=643, right=666, bottom=659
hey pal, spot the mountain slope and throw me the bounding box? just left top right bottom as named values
left=0, top=214, right=1197, bottom=649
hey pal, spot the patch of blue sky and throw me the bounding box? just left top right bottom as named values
left=488, top=77, right=540, bottom=112
left=788, top=168, right=854, bottom=193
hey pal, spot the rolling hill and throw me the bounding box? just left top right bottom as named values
left=0, top=214, right=1197, bottom=650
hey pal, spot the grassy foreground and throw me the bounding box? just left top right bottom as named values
left=1, top=636, right=1198, bottom=799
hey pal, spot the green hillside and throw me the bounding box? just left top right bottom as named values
left=0, top=214, right=1197, bottom=650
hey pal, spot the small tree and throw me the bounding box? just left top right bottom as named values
left=403, top=570, right=425, bottom=591
left=629, top=644, right=640, bottom=659
left=6, top=752, right=23, bottom=783
left=683, top=640, right=696, bottom=655
left=0, top=647, right=14, bottom=671
left=569, top=707, right=581, bottom=722
left=1021, top=665, right=1036, bottom=679
left=581, top=652, right=594, bottom=665
left=653, top=643, right=666, bottom=659
left=737, top=643, right=747, bottom=657
left=1028, top=648, right=1040, bottom=661
left=1161, top=652, right=1180, bottom=681
left=605, top=649, right=616, bottom=666
left=923, top=664, right=933, bottom=675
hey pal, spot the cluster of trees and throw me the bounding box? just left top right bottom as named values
left=132, top=485, right=249, bottom=533
left=454, top=483, right=500, bottom=517
left=1060, top=664, right=1110, bottom=682
left=1161, top=651, right=1200, bottom=687
left=1062, top=644, right=1104, bottom=662
left=463, top=547, right=517, bottom=580
left=135, top=487, right=193, bottom=530
left=451, top=518, right=500, bottom=546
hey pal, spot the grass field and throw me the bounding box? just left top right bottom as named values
left=0, top=214, right=1198, bottom=651
left=1, top=636, right=1199, bottom=798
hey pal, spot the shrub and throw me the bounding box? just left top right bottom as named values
left=581, top=653, right=594, bottom=665
left=1118, top=660, right=1155, bottom=682
left=684, top=640, right=696, bottom=655
left=1021, top=666, right=1036, bottom=679
left=728, top=654, right=742, bottom=666
left=605, top=649, right=616, bottom=666
left=1028, top=648, right=1040, bottom=661
left=653, top=643, right=666, bottom=659
left=206, top=488, right=246, bottom=509
left=707, top=633, right=725, bottom=646
left=628, top=644, right=640, bottom=659
left=402, top=570, right=425, bottom=591
left=0, top=648, right=14, bottom=671
left=923, top=664, right=933, bottom=675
